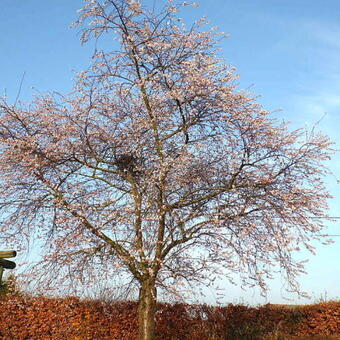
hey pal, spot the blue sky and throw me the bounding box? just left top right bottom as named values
left=1, top=0, right=339, bottom=304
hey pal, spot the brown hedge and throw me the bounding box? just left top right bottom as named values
left=0, top=296, right=339, bottom=339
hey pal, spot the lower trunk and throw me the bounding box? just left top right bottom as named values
left=138, top=278, right=157, bottom=340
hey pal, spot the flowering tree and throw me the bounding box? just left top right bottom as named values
left=0, top=0, right=334, bottom=339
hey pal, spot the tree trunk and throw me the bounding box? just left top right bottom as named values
left=138, top=278, right=157, bottom=340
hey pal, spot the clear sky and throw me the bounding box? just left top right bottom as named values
left=1, top=0, right=339, bottom=305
